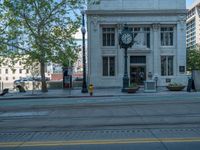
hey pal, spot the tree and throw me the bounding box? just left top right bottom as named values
left=0, top=0, right=82, bottom=92
left=187, top=45, right=200, bottom=71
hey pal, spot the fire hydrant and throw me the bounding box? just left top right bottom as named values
left=88, top=84, right=94, bottom=96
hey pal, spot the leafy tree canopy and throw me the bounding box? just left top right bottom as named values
left=0, top=0, right=83, bottom=92
left=187, top=45, right=200, bottom=71
left=0, top=0, right=100, bottom=92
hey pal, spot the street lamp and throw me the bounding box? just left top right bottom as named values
left=81, top=9, right=88, bottom=93
left=119, top=24, right=134, bottom=92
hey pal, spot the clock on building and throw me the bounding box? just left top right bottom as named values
left=121, top=33, right=133, bottom=45
left=119, top=25, right=134, bottom=48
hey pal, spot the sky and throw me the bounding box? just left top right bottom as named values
left=187, top=0, right=196, bottom=7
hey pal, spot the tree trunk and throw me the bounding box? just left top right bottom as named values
left=40, top=61, right=48, bottom=92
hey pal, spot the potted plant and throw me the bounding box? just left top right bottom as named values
left=166, top=83, right=185, bottom=91
left=126, top=83, right=140, bottom=93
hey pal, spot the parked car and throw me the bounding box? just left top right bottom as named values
left=33, top=76, right=50, bottom=81
left=14, top=78, right=33, bottom=84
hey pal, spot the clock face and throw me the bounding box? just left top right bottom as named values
left=121, top=33, right=133, bottom=45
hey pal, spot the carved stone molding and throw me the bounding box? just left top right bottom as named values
left=116, top=23, right=123, bottom=33
left=178, top=15, right=186, bottom=31
left=91, top=16, right=99, bottom=31
left=152, top=23, right=160, bottom=31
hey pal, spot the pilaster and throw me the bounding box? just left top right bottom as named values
left=88, top=16, right=101, bottom=85
left=177, top=15, right=186, bottom=75
left=152, top=23, right=160, bottom=76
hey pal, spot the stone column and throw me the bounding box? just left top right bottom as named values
left=177, top=16, right=186, bottom=76
left=152, top=23, right=160, bottom=77
left=88, top=16, right=100, bottom=85
left=117, top=23, right=124, bottom=86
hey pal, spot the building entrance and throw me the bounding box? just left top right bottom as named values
left=130, top=66, right=146, bottom=85
left=130, top=56, right=146, bottom=85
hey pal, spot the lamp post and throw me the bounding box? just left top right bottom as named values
left=81, top=9, right=88, bottom=93
left=119, top=24, right=134, bottom=92
left=122, top=47, right=129, bottom=92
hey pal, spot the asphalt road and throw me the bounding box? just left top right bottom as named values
left=1, top=128, right=200, bottom=150
left=1, top=95, right=200, bottom=149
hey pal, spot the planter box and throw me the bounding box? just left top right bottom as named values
left=126, top=87, right=140, bottom=93
left=166, top=86, right=185, bottom=91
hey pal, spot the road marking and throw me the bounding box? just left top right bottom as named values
left=0, top=111, right=49, bottom=117
left=1, top=137, right=200, bottom=147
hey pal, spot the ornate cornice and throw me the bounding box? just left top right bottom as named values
left=86, top=9, right=187, bottom=16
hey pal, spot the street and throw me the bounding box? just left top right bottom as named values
left=1, top=94, right=200, bottom=149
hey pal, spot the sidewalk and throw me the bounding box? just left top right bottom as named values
left=0, top=87, right=199, bottom=100
left=0, top=87, right=200, bottom=111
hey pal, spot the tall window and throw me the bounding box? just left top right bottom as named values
left=12, top=69, right=16, bottom=74
left=5, top=69, right=8, bottom=74
left=102, top=56, right=115, bottom=76
left=19, top=69, right=22, bottom=74
left=161, top=27, right=174, bottom=46
left=26, top=69, right=29, bottom=74
left=102, top=27, right=115, bottom=46
left=144, top=27, right=150, bottom=48
left=133, top=27, right=150, bottom=48
left=161, top=56, right=174, bottom=76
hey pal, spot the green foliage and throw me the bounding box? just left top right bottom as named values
left=168, top=83, right=184, bottom=87
left=187, top=45, right=200, bottom=71
left=0, top=0, right=83, bottom=92
left=129, top=83, right=138, bottom=88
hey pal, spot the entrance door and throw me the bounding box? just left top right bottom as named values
left=130, top=66, right=146, bottom=85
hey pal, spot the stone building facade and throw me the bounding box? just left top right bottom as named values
left=87, top=0, right=187, bottom=88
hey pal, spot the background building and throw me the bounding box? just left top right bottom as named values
left=46, top=30, right=85, bottom=81
left=186, top=0, right=200, bottom=48
left=87, top=0, right=187, bottom=88
left=0, top=58, right=32, bottom=89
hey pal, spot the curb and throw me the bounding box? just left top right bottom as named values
left=0, top=95, right=117, bottom=100
left=0, top=91, right=199, bottom=101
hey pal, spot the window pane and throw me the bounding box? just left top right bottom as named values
left=168, top=56, right=174, bottom=75
left=161, top=56, right=167, bottom=76
left=165, top=33, right=169, bottom=45
left=103, top=57, right=108, bottom=76
left=147, top=33, right=150, bottom=48
left=103, top=34, right=107, bottom=46
left=130, top=56, right=146, bottom=64
left=161, top=27, right=174, bottom=46
left=103, top=28, right=107, bottom=32
left=111, top=28, right=115, bottom=32
left=111, top=33, right=115, bottom=46
left=109, top=57, right=115, bottom=76
left=102, top=27, right=115, bottom=47
left=170, top=32, right=173, bottom=46
left=161, top=33, right=164, bottom=46
left=107, top=34, right=111, bottom=46
left=169, top=27, right=173, bottom=31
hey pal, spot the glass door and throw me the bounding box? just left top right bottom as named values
left=130, top=66, right=146, bottom=85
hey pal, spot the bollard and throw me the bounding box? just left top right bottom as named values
left=88, top=84, right=94, bottom=96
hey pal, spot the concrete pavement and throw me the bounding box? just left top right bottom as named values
left=0, top=87, right=199, bottom=100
